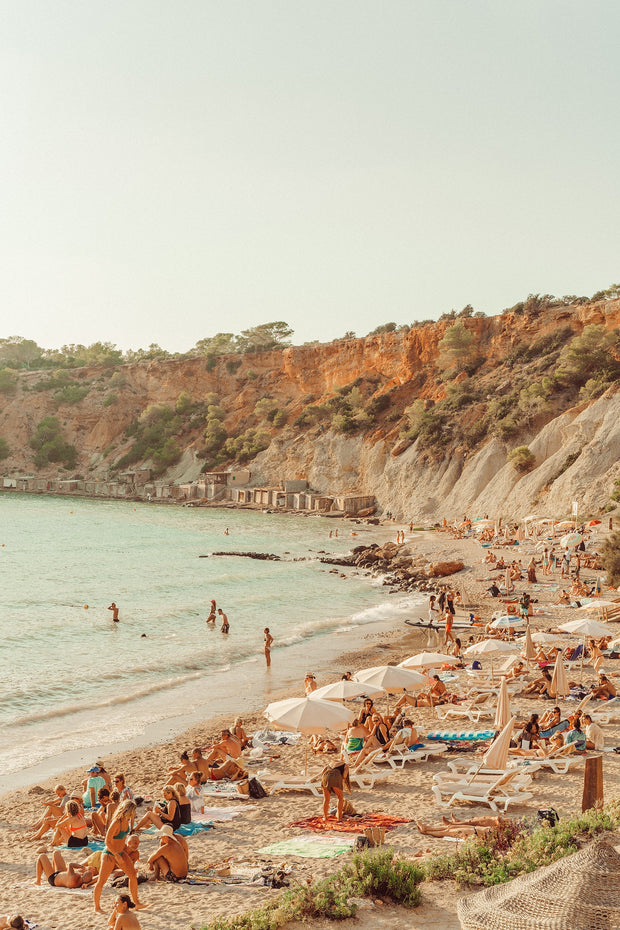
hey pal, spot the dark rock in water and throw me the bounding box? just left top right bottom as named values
left=212, top=551, right=281, bottom=561
left=198, top=555, right=209, bottom=558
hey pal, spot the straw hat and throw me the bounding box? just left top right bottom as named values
left=458, top=839, right=620, bottom=929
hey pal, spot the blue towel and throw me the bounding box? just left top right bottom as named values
left=176, top=821, right=215, bottom=836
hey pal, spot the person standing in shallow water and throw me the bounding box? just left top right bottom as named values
left=218, top=609, right=229, bottom=634
left=264, top=627, right=273, bottom=666
left=108, top=602, right=119, bottom=622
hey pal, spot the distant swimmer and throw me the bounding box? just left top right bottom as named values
left=264, top=627, right=273, bottom=666
left=218, top=609, right=229, bottom=634
left=108, top=602, right=120, bottom=622
left=206, top=599, right=216, bottom=623
left=224, top=528, right=230, bottom=536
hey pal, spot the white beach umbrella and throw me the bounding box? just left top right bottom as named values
left=464, top=638, right=519, bottom=678
left=558, top=618, right=612, bottom=638
left=491, top=616, right=525, bottom=630
left=310, top=680, right=384, bottom=702
left=265, top=696, right=355, bottom=775
left=265, top=696, right=355, bottom=734
left=483, top=718, right=515, bottom=771
left=398, top=652, right=455, bottom=671
left=523, top=624, right=537, bottom=666
left=494, top=678, right=512, bottom=731
left=354, top=665, right=429, bottom=714
left=550, top=652, right=569, bottom=699
left=353, top=665, right=429, bottom=693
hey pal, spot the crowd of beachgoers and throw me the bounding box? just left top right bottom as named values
left=1, top=515, right=619, bottom=930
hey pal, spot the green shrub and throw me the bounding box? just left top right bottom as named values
left=29, top=417, right=77, bottom=469
left=508, top=445, right=536, bottom=473
left=225, top=358, right=242, bottom=374
left=205, top=355, right=217, bottom=372
left=103, top=393, right=118, bottom=406
left=556, top=324, right=620, bottom=387
left=580, top=375, right=612, bottom=401
left=0, top=437, right=9, bottom=460
left=175, top=391, right=192, bottom=415
left=54, top=384, right=89, bottom=406
left=438, top=320, right=479, bottom=373
left=366, top=394, right=390, bottom=416
left=0, top=369, right=17, bottom=394
left=247, top=369, right=258, bottom=380
left=272, top=410, right=287, bottom=428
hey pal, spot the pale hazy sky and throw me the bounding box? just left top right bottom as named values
left=1, top=1, right=618, bottom=352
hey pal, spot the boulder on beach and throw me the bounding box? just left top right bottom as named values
left=427, top=559, right=465, bottom=577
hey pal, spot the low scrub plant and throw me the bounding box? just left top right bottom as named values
left=508, top=445, right=536, bottom=474
left=198, top=849, right=423, bottom=930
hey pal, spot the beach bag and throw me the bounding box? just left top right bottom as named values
left=537, top=808, right=559, bottom=827
left=247, top=777, right=268, bottom=799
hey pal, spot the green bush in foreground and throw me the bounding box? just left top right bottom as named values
left=198, top=849, right=423, bottom=930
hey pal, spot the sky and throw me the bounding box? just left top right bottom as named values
left=1, top=1, right=618, bottom=353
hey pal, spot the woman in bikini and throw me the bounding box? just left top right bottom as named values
left=174, top=782, right=192, bottom=825
left=93, top=799, right=146, bottom=914
left=135, top=785, right=181, bottom=833
left=51, top=799, right=88, bottom=848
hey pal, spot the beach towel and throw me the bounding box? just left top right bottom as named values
left=200, top=782, right=248, bottom=798
left=60, top=838, right=105, bottom=852
left=540, top=720, right=570, bottom=739
left=288, top=813, right=411, bottom=833
left=180, top=868, right=260, bottom=886
left=258, top=835, right=357, bottom=858
left=176, top=821, right=215, bottom=836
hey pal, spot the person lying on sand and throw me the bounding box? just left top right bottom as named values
left=36, top=850, right=95, bottom=888
left=414, top=675, right=449, bottom=707
left=520, top=668, right=552, bottom=698
left=109, top=893, right=142, bottom=930
left=311, top=734, right=338, bottom=753
left=147, top=825, right=188, bottom=882
left=417, top=813, right=504, bottom=837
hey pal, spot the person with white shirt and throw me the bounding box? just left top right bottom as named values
left=186, top=771, right=204, bottom=815
left=582, top=714, right=605, bottom=751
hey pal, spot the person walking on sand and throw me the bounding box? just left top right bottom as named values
left=218, top=609, right=229, bottom=633
left=264, top=627, right=273, bottom=666
left=108, top=602, right=119, bottom=622
left=93, top=800, right=147, bottom=914
left=444, top=610, right=454, bottom=646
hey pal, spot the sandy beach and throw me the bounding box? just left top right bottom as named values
left=1, top=522, right=618, bottom=930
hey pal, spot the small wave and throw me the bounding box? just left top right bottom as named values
left=9, top=671, right=205, bottom=727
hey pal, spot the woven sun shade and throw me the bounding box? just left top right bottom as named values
left=458, top=839, right=620, bottom=929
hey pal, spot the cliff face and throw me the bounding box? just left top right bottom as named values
left=1, top=298, right=619, bottom=520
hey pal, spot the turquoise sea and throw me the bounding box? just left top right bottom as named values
left=0, top=494, right=422, bottom=787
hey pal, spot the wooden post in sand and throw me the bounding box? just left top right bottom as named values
left=582, top=755, right=603, bottom=812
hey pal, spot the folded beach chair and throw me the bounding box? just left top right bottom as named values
left=442, top=757, right=541, bottom=778
left=372, top=742, right=449, bottom=770
left=435, top=692, right=495, bottom=724
left=431, top=769, right=534, bottom=812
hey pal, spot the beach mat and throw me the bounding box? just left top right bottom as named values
left=288, top=813, right=411, bottom=833
left=257, top=835, right=357, bottom=858
left=176, top=821, right=215, bottom=836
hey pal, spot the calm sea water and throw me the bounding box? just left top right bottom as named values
left=0, top=494, right=420, bottom=782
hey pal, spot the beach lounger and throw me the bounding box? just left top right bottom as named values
left=533, top=743, right=583, bottom=774
left=435, top=693, right=495, bottom=724
left=442, top=758, right=541, bottom=778
left=262, top=773, right=323, bottom=797
left=347, top=750, right=392, bottom=789
left=431, top=770, right=534, bottom=812
left=591, top=697, right=620, bottom=725
left=372, top=742, right=449, bottom=770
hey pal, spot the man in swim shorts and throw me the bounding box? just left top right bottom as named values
left=147, top=825, right=188, bottom=881
left=108, top=602, right=120, bottom=622
left=36, top=850, right=95, bottom=888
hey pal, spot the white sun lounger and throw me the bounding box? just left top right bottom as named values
left=431, top=770, right=534, bottom=812
left=435, top=693, right=495, bottom=723
left=372, top=742, right=449, bottom=770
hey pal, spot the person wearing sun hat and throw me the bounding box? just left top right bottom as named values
left=146, top=824, right=188, bottom=882
left=83, top=765, right=106, bottom=809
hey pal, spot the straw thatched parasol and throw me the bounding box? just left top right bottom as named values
left=458, top=838, right=620, bottom=929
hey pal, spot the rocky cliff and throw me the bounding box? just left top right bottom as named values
left=1, top=298, right=619, bottom=521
